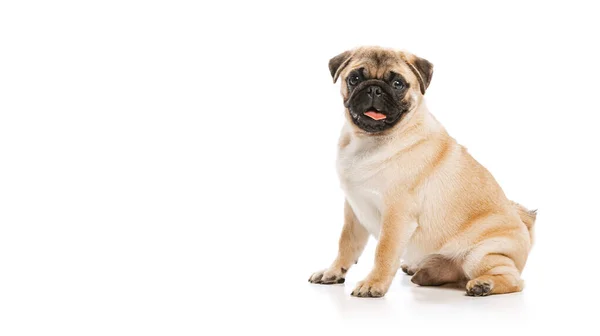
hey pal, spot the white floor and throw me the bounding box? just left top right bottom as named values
left=201, top=217, right=598, bottom=334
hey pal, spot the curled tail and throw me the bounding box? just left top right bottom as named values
left=511, top=201, right=537, bottom=244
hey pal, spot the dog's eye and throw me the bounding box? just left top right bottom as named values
left=393, top=80, right=404, bottom=89
left=348, top=75, right=360, bottom=86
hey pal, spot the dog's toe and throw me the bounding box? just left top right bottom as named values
left=309, top=269, right=345, bottom=285
left=466, top=280, right=493, bottom=296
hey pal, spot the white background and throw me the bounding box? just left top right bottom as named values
left=1, top=1, right=599, bottom=335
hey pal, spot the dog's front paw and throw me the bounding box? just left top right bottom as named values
left=351, top=276, right=391, bottom=298
left=308, top=267, right=347, bottom=284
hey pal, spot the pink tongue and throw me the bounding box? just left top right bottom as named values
left=364, top=111, right=387, bottom=120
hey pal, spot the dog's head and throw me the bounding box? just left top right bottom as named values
left=329, top=46, right=433, bottom=134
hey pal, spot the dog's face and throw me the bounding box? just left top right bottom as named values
left=329, top=47, right=433, bottom=134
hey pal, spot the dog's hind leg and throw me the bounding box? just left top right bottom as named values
left=463, top=253, right=524, bottom=296
left=461, top=229, right=528, bottom=296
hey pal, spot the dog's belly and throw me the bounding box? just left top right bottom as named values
left=343, top=185, right=383, bottom=238
left=402, top=228, right=439, bottom=266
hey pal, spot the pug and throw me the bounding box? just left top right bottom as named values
left=308, top=46, right=536, bottom=297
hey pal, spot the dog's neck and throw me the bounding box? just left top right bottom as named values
left=338, top=102, right=447, bottom=174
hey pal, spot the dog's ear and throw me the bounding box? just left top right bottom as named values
left=402, top=54, right=434, bottom=94
left=329, top=50, right=353, bottom=83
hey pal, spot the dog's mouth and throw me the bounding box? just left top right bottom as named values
left=363, top=110, right=387, bottom=120
left=348, top=106, right=404, bottom=133
left=351, top=107, right=388, bottom=122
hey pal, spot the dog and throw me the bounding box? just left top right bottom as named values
left=308, top=46, right=536, bottom=297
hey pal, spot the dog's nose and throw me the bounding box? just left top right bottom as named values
left=366, top=85, right=382, bottom=97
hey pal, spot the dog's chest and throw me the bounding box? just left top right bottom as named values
left=336, top=139, right=393, bottom=238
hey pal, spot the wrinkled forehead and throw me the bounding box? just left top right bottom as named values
left=345, top=50, right=414, bottom=80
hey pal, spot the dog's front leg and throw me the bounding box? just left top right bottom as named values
left=351, top=203, right=413, bottom=298
left=309, top=201, right=369, bottom=284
